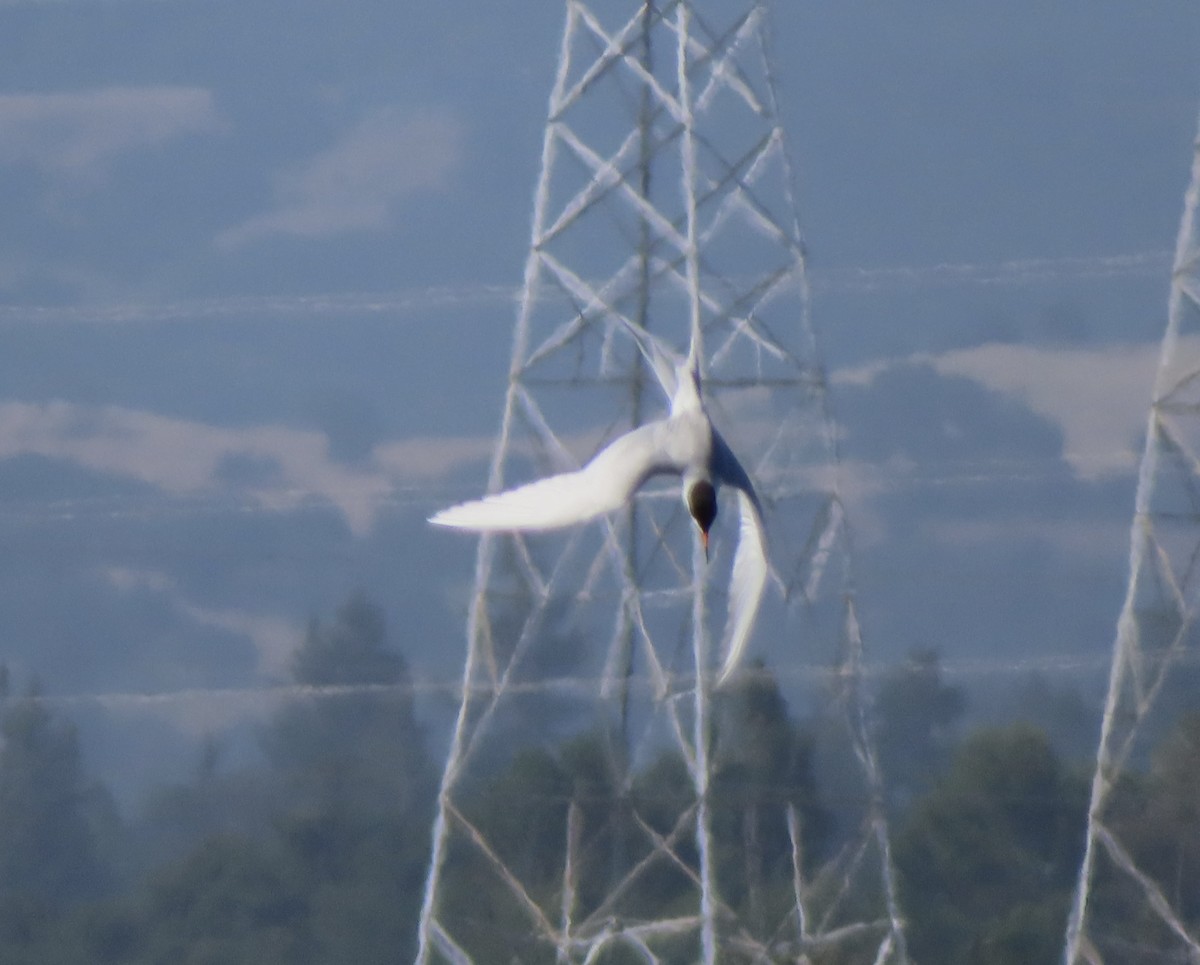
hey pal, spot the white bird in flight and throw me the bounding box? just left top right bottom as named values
left=429, top=325, right=768, bottom=685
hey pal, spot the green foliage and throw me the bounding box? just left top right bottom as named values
left=264, top=594, right=433, bottom=844
left=291, top=593, right=403, bottom=688
left=435, top=666, right=831, bottom=962
left=442, top=733, right=690, bottom=962
left=1125, top=711, right=1200, bottom=922
left=139, top=833, right=311, bottom=965
left=0, top=684, right=125, bottom=964
left=1091, top=711, right=1200, bottom=952
left=0, top=619, right=1136, bottom=963
left=0, top=691, right=117, bottom=907
left=711, top=667, right=830, bottom=935
left=895, top=724, right=1087, bottom=964
left=146, top=594, right=432, bottom=964
left=0, top=895, right=139, bottom=965
left=873, top=648, right=966, bottom=809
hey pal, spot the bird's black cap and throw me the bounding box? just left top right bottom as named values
left=686, top=480, right=717, bottom=534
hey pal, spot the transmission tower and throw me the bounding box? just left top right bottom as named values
left=1064, top=118, right=1200, bottom=963
left=418, top=2, right=906, bottom=962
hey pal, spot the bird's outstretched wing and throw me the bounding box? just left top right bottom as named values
left=612, top=318, right=704, bottom=417
left=429, top=420, right=678, bottom=532
left=712, top=433, right=769, bottom=685
left=614, top=318, right=681, bottom=405
left=715, top=487, right=768, bottom=684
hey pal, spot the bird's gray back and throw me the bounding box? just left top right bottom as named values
left=661, top=410, right=715, bottom=475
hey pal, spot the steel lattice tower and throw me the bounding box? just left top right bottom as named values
left=418, top=2, right=906, bottom=961
left=1064, top=118, right=1200, bottom=964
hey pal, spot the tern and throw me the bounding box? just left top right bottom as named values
left=429, top=326, right=767, bottom=685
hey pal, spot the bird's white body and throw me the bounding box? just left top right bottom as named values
left=430, top=327, right=768, bottom=685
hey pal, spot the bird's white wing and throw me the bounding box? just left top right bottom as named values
left=613, top=318, right=681, bottom=405
left=712, top=434, right=769, bottom=685
left=610, top=318, right=705, bottom=418
left=429, top=421, right=678, bottom=532
left=715, top=487, right=768, bottom=684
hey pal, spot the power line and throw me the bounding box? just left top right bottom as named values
left=0, top=451, right=1142, bottom=527
left=0, top=250, right=1172, bottom=328
left=25, top=653, right=1118, bottom=717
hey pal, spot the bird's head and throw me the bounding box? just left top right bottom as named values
left=685, top=478, right=717, bottom=560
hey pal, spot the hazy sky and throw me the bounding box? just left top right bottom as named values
left=1, top=0, right=1199, bottom=798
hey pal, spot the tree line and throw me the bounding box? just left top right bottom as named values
left=0, top=599, right=1194, bottom=963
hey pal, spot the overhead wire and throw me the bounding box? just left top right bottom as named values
left=15, top=650, right=1123, bottom=719
left=0, top=249, right=1174, bottom=328
left=0, top=451, right=1136, bottom=528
